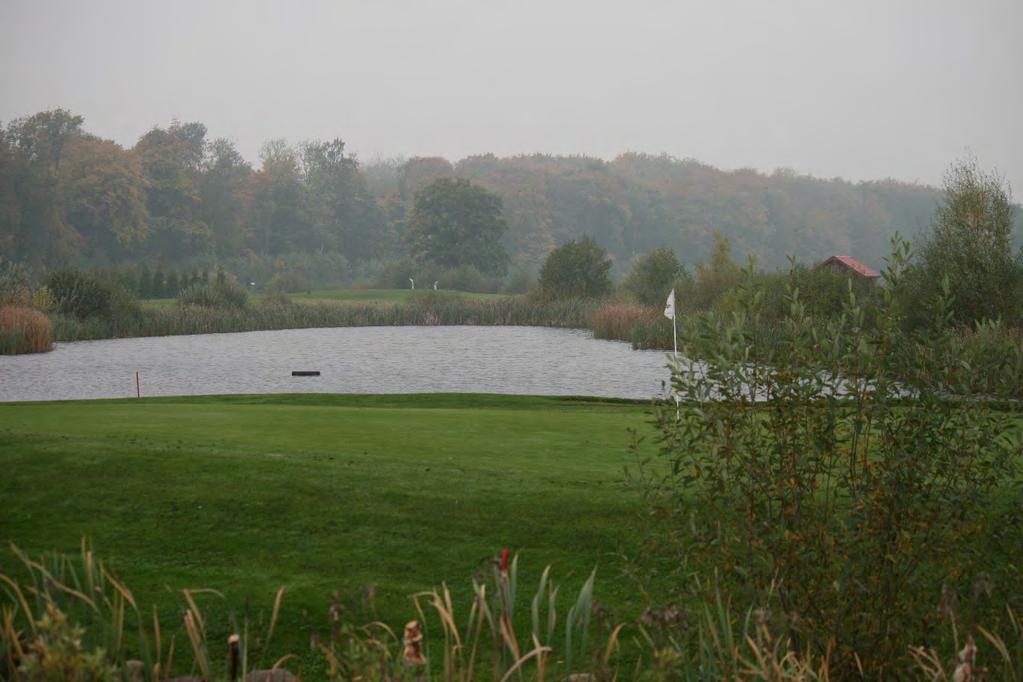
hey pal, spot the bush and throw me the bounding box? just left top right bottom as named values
left=501, top=265, right=534, bottom=294
left=437, top=264, right=493, bottom=292
left=633, top=238, right=1023, bottom=676
left=535, top=236, right=613, bottom=300
left=43, top=268, right=139, bottom=325
left=915, top=157, right=1023, bottom=326
left=681, top=231, right=743, bottom=312
left=623, top=247, right=688, bottom=307
left=0, top=306, right=54, bottom=354
left=178, top=278, right=249, bottom=309
left=0, top=258, right=34, bottom=306
left=265, top=271, right=312, bottom=294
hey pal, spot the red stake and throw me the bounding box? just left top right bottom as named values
left=136, top=371, right=140, bottom=399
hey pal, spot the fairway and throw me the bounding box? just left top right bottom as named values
left=0, top=393, right=658, bottom=667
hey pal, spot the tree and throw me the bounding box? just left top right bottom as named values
left=406, top=178, right=509, bottom=275
left=248, top=139, right=312, bottom=255
left=134, top=122, right=213, bottom=261
left=536, top=236, right=612, bottom=300
left=303, top=138, right=389, bottom=263
left=199, top=138, right=252, bottom=257
left=688, top=231, right=742, bottom=311
left=62, top=136, right=149, bottom=257
left=914, top=158, right=1023, bottom=325
left=623, top=247, right=687, bottom=307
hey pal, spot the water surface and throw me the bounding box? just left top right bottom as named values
left=0, top=326, right=675, bottom=402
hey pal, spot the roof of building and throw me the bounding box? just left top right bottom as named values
left=817, top=255, right=881, bottom=278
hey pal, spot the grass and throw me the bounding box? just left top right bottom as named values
left=0, top=393, right=659, bottom=674
left=140, top=288, right=511, bottom=309
left=285, top=288, right=509, bottom=304
left=0, top=306, right=54, bottom=354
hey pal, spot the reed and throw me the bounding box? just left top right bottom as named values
left=0, top=306, right=54, bottom=354
left=49, top=293, right=604, bottom=342
left=2, top=544, right=1019, bottom=680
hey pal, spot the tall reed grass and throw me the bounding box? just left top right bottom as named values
left=0, top=306, right=54, bottom=354
left=50, top=293, right=603, bottom=342
left=4, top=544, right=1019, bottom=680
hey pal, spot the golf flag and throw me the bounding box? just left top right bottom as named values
left=664, top=288, right=676, bottom=320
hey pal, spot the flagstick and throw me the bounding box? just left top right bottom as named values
left=672, top=314, right=677, bottom=358
left=672, top=314, right=680, bottom=417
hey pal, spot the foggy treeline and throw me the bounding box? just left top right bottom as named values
left=4, top=109, right=1019, bottom=277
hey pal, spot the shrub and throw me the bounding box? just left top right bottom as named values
left=178, top=278, right=249, bottom=309
left=916, top=157, right=1023, bottom=326
left=535, top=236, right=613, bottom=301
left=633, top=237, right=1023, bottom=676
left=623, top=247, right=689, bottom=307
left=437, top=263, right=494, bottom=292
left=265, top=271, right=312, bottom=294
left=0, top=306, right=54, bottom=354
left=44, top=268, right=113, bottom=320
left=681, top=231, right=743, bottom=312
left=42, top=268, right=140, bottom=326
left=502, top=265, right=535, bottom=294
left=0, top=258, right=34, bottom=306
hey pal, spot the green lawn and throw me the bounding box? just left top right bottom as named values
left=0, top=393, right=658, bottom=670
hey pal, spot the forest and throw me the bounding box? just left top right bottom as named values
left=6, top=108, right=1017, bottom=283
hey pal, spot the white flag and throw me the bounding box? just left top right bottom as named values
left=664, top=288, right=676, bottom=320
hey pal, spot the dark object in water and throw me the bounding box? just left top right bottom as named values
left=292, top=370, right=320, bottom=376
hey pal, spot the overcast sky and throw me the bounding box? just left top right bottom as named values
left=2, top=0, right=1020, bottom=190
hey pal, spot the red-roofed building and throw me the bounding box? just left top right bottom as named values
left=816, top=255, right=881, bottom=280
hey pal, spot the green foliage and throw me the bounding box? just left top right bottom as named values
left=406, top=177, right=510, bottom=275
left=8, top=109, right=1020, bottom=288
left=916, top=158, right=1023, bottom=325
left=0, top=257, right=36, bottom=306
left=265, top=271, right=312, bottom=294
left=623, top=247, right=688, bottom=307
left=743, top=264, right=880, bottom=324
left=178, top=277, right=249, bottom=309
left=536, top=236, right=613, bottom=300
left=682, top=231, right=742, bottom=312
left=635, top=237, right=1023, bottom=676
left=43, top=268, right=138, bottom=323
left=11, top=605, right=118, bottom=681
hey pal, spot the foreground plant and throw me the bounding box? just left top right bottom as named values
left=632, top=236, right=1023, bottom=676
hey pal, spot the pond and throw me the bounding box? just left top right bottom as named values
left=0, top=326, right=678, bottom=402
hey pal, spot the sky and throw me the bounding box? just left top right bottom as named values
left=1, top=0, right=1021, bottom=191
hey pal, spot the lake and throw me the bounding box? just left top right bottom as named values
left=0, top=326, right=677, bottom=402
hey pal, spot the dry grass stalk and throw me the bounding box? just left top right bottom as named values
left=0, top=305, right=54, bottom=354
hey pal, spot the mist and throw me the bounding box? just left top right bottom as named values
left=2, top=0, right=1021, bottom=189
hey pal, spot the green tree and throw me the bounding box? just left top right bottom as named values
left=199, top=137, right=252, bottom=257
left=536, top=236, right=612, bottom=300
left=248, top=139, right=311, bottom=255
left=134, top=122, right=213, bottom=261
left=406, top=178, right=509, bottom=275
left=687, top=231, right=742, bottom=311
left=623, top=247, right=687, bottom=307
left=917, top=158, right=1023, bottom=325
left=1, top=110, right=84, bottom=262
left=303, top=138, right=389, bottom=263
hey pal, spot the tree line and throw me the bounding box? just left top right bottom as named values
left=7, top=108, right=1018, bottom=281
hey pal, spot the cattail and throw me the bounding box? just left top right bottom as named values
left=953, top=635, right=984, bottom=682
left=228, top=633, right=240, bottom=681
left=402, top=620, right=426, bottom=667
